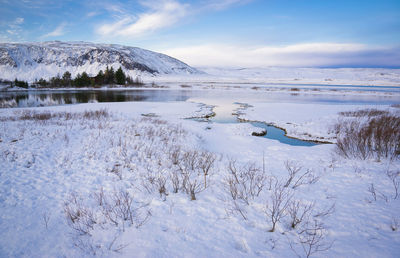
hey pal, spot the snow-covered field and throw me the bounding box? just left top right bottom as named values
left=144, top=67, right=400, bottom=88
left=236, top=102, right=400, bottom=143
left=0, top=97, right=399, bottom=257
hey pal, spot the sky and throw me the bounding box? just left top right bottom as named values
left=1, top=0, right=400, bottom=68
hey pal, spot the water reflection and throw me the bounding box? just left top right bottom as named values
left=0, top=88, right=399, bottom=108
left=0, top=90, right=192, bottom=107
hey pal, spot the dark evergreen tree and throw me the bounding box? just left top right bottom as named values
left=49, top=74, right=62, bottom=88
left=95, top=70, right=105, bottom=85
left=115, top=66, right=126, bottom=85
left=81, top=72, right=91, bottom=87
left=74, top=72, right=91, bottom=87
left=62, top=71, right=72, bottom=87
left=104, top=66, right=115, bottom=85
left=74, top=73, right=83, bottom=87
left=37, top=78, right=48, bottom=87
left=14, top=78, right=29, bottom=89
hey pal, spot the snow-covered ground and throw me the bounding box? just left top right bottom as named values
left=144, top=67, right=400, bottom=87
left=0, top=98, right=399, bottom=257
left=237, top=102, right=400, bottom=143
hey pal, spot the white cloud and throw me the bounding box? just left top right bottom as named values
left=0, top=33, right=12, bottom=42
left=86, top=11, right=99, bottom=17
left=4, top=17, right=25, bottom=40
left=104, top=3, right=126, bottom=15
left=95, top=0, right=254, bottom=39
left=204, top=0, right=252, bottom=10
left=42, top=22, right=67, bottom=38
left=6, top=29, right=17, bottom=35
left=8, top=17, right=24, bottom=29
left=96, top=0, right=188, bottom=38
left=15, top=17, right=24, bottom=24
left=161, top=43, right=400, bottom=68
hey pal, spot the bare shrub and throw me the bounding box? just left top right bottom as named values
left=108, top=234, right=129, bottom=253
left=65, top=189, right=150, bottom=240
left=386, top=170, right=399, bottom=199
left=283, top=161, right=302, bottom=188
left=140, top=166, right=158, bottom=194
left=391, top=216, right=399, bottom=231
left=367, top=183, right=377, bottom=202
left=198, top=151, right=216, bottom=188
left=284, top=161, right=319, bottom=189
left=339, top=108, right=389, bottom=117
left=111, top=191, right=135, bottom=225
left=225, top=160, right=267, bottom=205
left=167, top=146, right=184, bottom=194
left=313, top=203, right=335, bottom=218
left=290, top=219, right=334, bottom=258
left=83, top=109, right=109, bottom=120
left=177, top=150, right=215, bottom=200
left=97, top=189, right=151, bottom=231
left=9, top=109, right=110, bottom=124
left=43, top=212, right=51, bottom=230
left=334, top=114, right=400, bottom=160
left=168, top=146, right=181, bottom=166
left=64, top=193, right=96, bottom=236
left=19, top=110, right=53, bottom=121
left=179, top=151, right=204, bottom=200
left=110, top=163, right=123, bottom=180
left=111, top=190, right=150, bottom=228
left=225, top=200, right=248, bottom=220
left=156, top=175, right=168, bottom=201
left=73, top=237, right=98, bottom=256
left=93, top=187, right=106, bottom=206
left=367, top=176, right=392, bottom=203
left=170, top=169, right=181, bottom=194
left=265, top=181, right=293, bottom=232
left=288, top=200, right=315, bottom=229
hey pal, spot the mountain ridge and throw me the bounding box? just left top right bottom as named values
left=0, top=41, right=200, bottom=81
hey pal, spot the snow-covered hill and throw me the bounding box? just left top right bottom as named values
left=0, top=41, right=200, bottom=81
left=146, top=67, right=400, bottom=87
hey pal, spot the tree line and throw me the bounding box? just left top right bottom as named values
left=11, top=66, right=144, bottom=88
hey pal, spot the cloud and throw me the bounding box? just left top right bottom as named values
left=3, top=17, right=25, bottom=40
left=0, top=33, right=12, bottom=42
left=6, top=29, right=17, bottom=35
left=204, top=0, right=252, bottom=10
left=15, top=17, right=24, bottom=24
left=42, top=22, right=67, bottom=38
left=94, top=0, right=254, bottom=39
left=96, top=0, right=188, bottom=38
left=8, top=17, right=24, bottom=29
left=161, top=43, right=400, bottom=68
left=86, top=11, right=99, bottom=17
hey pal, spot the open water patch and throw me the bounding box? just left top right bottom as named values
left=199, top=101, right=318, bottom=147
